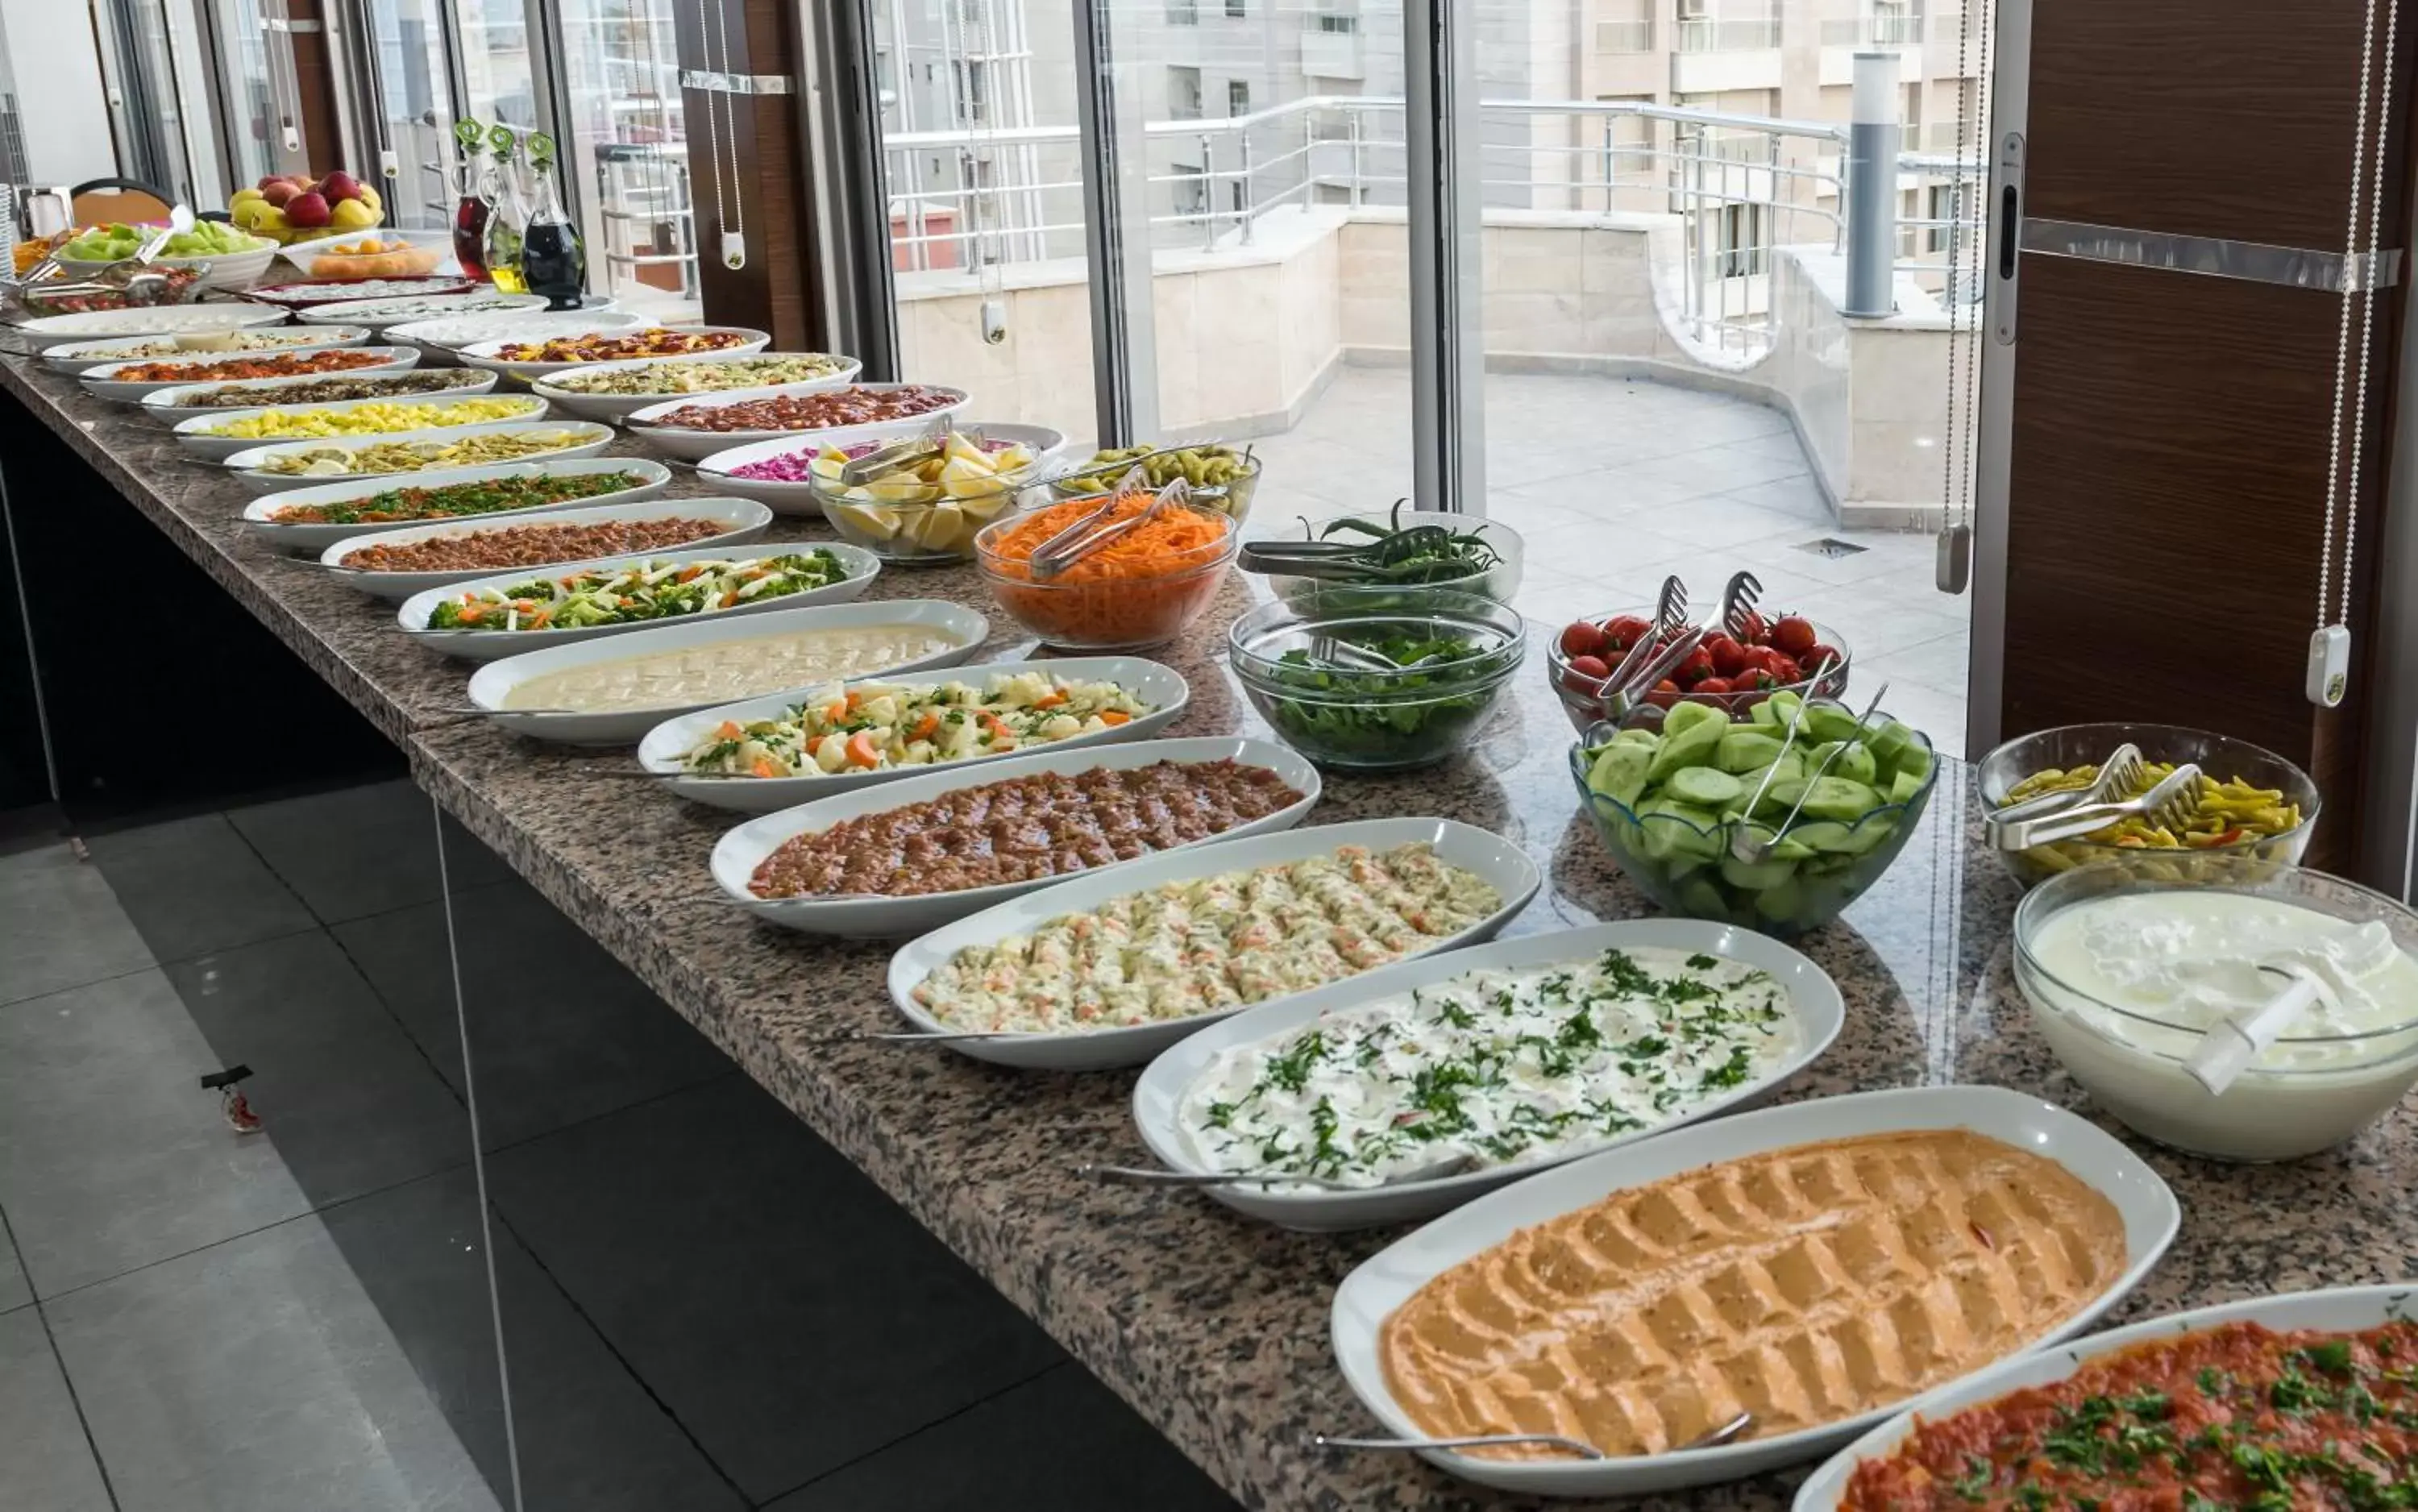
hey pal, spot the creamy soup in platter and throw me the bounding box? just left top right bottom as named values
left=502, top=624, right=963, bottom=712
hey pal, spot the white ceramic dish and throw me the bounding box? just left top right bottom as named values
left=12, top=304, right=289, bottom=349
left=319, top=496, right=774, bottom=599
left=241, top=457, right=673, bottom=553
left=1332, top=1083, right=2183, bottom=1498
left=397, top=539, right=881, bottom=660
left=456, top=326, right=771, bottom=386
left=56, top=239, right=280, bottom=291
left=276, top=228, right=459, bottom=275
left=462, top=598, right=991, bottom=745
left=224, top=419, right=614, bottom=492
left=1132, top=917, right=1843, bottom=1229
left=81, top=344, right=418, bottom=402
left=696, top=422, right=1069, bottom=517
left=638, top=654, right=1191, bottom=813
left=176, top=389, right=549, bottom=459
left=709, top=735, right=1320, bottom=940
left=293, top=290, right=552, bottom=329
left=623, top=384, right=968, bottom=463
left=41, top=326, right=372, bottom=375
left=140, top=366, right=496, bottom=424
left=887, top=817, right=1543, bottom=1073
left=1793, top=1281, right=2416, bottom=1508
left=527, top=353, right=866, bottom=424
left=385, top=309, right=649, bottom=367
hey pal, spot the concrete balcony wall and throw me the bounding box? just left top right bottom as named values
left=1670, top=48, right=1784, bottom=94
left=891, top=207, right=1951, bottom=525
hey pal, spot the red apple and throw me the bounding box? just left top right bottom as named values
left=319, top=170, right=364, bottom=204
left=260, top=180, right=298, bottom=207
left=285, top=191, right=332, bottom=228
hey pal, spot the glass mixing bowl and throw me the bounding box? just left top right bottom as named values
left=2013, top=858, right=2418, bottom=1161
left=1228, top=591, right=1525, bottom=770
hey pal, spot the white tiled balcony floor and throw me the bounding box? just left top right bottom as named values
left=1244, top=365, right=1975, bottom=758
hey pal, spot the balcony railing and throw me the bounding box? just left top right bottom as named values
left=1818, top=14, right=1922, bottom=45
left=1594, top=18, right=1654, bottom=52
left=1674, top=16, right=1782, bottom=51
left=880, top=94, right=1985, bottom=354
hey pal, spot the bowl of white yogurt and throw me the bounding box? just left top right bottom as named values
left=2014, top=858, right=2418, bottom=1161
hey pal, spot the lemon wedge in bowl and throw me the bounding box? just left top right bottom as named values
left=908, top=501, right=969, bottom=552
left=832, top=502, right=903, bottom=541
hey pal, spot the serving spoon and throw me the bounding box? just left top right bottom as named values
left=1311, top=1412, right=1755, bottom=1460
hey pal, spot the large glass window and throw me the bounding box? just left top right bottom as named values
left=558, top=0, right=696, bottom=314
left=361, top=0, right=455, bottom=229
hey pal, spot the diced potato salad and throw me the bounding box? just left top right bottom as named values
left=681, top=671, right=1149, bottom=778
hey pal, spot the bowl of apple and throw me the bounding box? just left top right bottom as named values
left=1546, top=606, right=1851, bottom=733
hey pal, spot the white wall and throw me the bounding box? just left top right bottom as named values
left=0, top=0, right=118, bottom=184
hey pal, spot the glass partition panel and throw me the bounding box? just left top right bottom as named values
left=360, top=0, right=458, bottom=227
left=455, top=0, right=539, bottom=131
left=558, top=0, right=699, bottom=315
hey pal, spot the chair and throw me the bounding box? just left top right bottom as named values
left=69, top=178, right=175, bottom=228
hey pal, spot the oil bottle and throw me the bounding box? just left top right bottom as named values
left=481, top=123, right=529, bottom=295
left=519, top=132, right=588, bottom=310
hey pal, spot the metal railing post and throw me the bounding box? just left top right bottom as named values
left=1348, top=110, right=1363, bottom=203
left=1199, top=132, right=1216, bottom=247
left=1843, top=50, right=1900, bottom=317
left=1239, top=132, right=1254, bottom=243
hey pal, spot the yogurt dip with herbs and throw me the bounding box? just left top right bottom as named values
left=1176, top=945, right=1796, bottom=1187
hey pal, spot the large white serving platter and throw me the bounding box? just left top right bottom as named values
left=463, top=598, right=991, bottom=746
left=225, top=420, right=613, bottom=493
left=696, top=422, right=1069, bottom=516
left=56, top=240, right=280, bottom=291
left=1794, top=1281, right=2418, bottom=1508
left=638, top=654, right=1191, bottom=813
left=293, top=289, right=552, bottom=329
left=13, top=303, right=289, bottom=349
left=81, top=344, right=418, bottom=402
left=275, top=227, right=460, bottom=275
left=141, top=366, right=496, bottom=424
left=320, top=496, right=774, bottom=599
left=711, top=735, right=1319, bottom=940
left=42, top=326, right=372, bottom=375
left=1332, top=1083, right=2183, bottom=1498
left=242, top=457, right=673, bottom=554
left=176, top=389, right=549, bottom=459
left=397, top=539, right=881, bottom=660
left=527, top=352, right=864, bottom=424
left=384, top=308, right=650, bottom=367
left=622, top=383, right=968, bottom=463
left=1132, top=918, right=1845, bottom=1230
left=887, top=816, right=1543, bottom=1074
left=457, top=326, right=770, bottom=387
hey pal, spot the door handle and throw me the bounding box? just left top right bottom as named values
left=1993, top=131, right=2024, bottom=346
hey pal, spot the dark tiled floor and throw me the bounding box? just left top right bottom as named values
left=15, top=777, right=1239, bottom=1512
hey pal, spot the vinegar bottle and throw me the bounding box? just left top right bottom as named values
left=519, top=132, right=588, bottom=310
left=450, top=118, right=491, bottom=280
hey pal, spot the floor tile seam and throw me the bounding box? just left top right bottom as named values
left=2, top=1204, right=122, bottom=1512
left=473, top=1067, right=742, bottom=1164
left=24, top=1153, right=480, bottom=1310
left=316, top=916, right=476, bottom=1119
left=0, top=959, right=164, bottom=1016
left=214, top=808, right=347, bottom=931
left=480, top=1205, right=754, bottom=1509
left=746, top=1360, right=1071, bottom=1508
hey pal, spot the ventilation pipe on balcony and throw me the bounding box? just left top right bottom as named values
left=1844, top=50, right=1901, bottom=318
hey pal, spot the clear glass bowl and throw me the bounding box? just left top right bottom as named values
left=808, top=441, right=1045, bottom=564
left=1048, top=449, right=1261, bottom=525
left=1258, top=510, right=1523, bottom=614
left=1547, top=609, right=1851, bottom=733
left=1228, top=591, right=1525, bottom=771
left=1975, top=721, right=2320, bottom=888
left=2013, top=858, right=2418, bottom=1161
left=1568, top=703, right=1939, bottom=939
left=974, top=502, right=1237, bottom=649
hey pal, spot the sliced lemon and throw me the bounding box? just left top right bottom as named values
left=907, top=502, right=968, bottom=551
left=863, top=476, right=937, bottom=504
left=957, top=490, right=1013, bottom=522
left=942, top=431, right=991, bottom=468
left=832, top=502, right=902, bottom=541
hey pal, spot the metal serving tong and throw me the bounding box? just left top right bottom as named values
left=1989, top=762, right=2205, bottom=850
left=1731, top=675, right=1886, bottom=865
left=1718, top=570, right=1764, bottom=640
left=1234, top=496, right=1478, bottom=582
left=1985, top=744, right=2146, bottom=832
left=1027, top=469, right=1189, bottom=580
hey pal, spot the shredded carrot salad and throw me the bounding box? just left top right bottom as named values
left=979, top=494, right=1235, bottom=648
left=985, top=494, right=1232, bottom=584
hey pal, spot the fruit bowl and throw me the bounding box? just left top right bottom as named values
left=56, top=237, right=280, bottom=293
left=1548, top=607, right=1850, bottom=732
left=1571, top=696, right=1938, bottom=938
left=1974, top=722, right=2320, bottom=889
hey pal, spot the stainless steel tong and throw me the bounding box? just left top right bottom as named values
left=1990, top=762, right=2204, bottom=849
left=1718, top=570, right=1764, bottom=640
left=1731, top=678, right=1888, bottom=863
left=1985, top=744, right=2146, bottom=833
left=1028, top=471, right=1186, bottom=579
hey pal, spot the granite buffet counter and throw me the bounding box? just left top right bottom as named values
left=10, top=351, right=2418, bottom=1511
